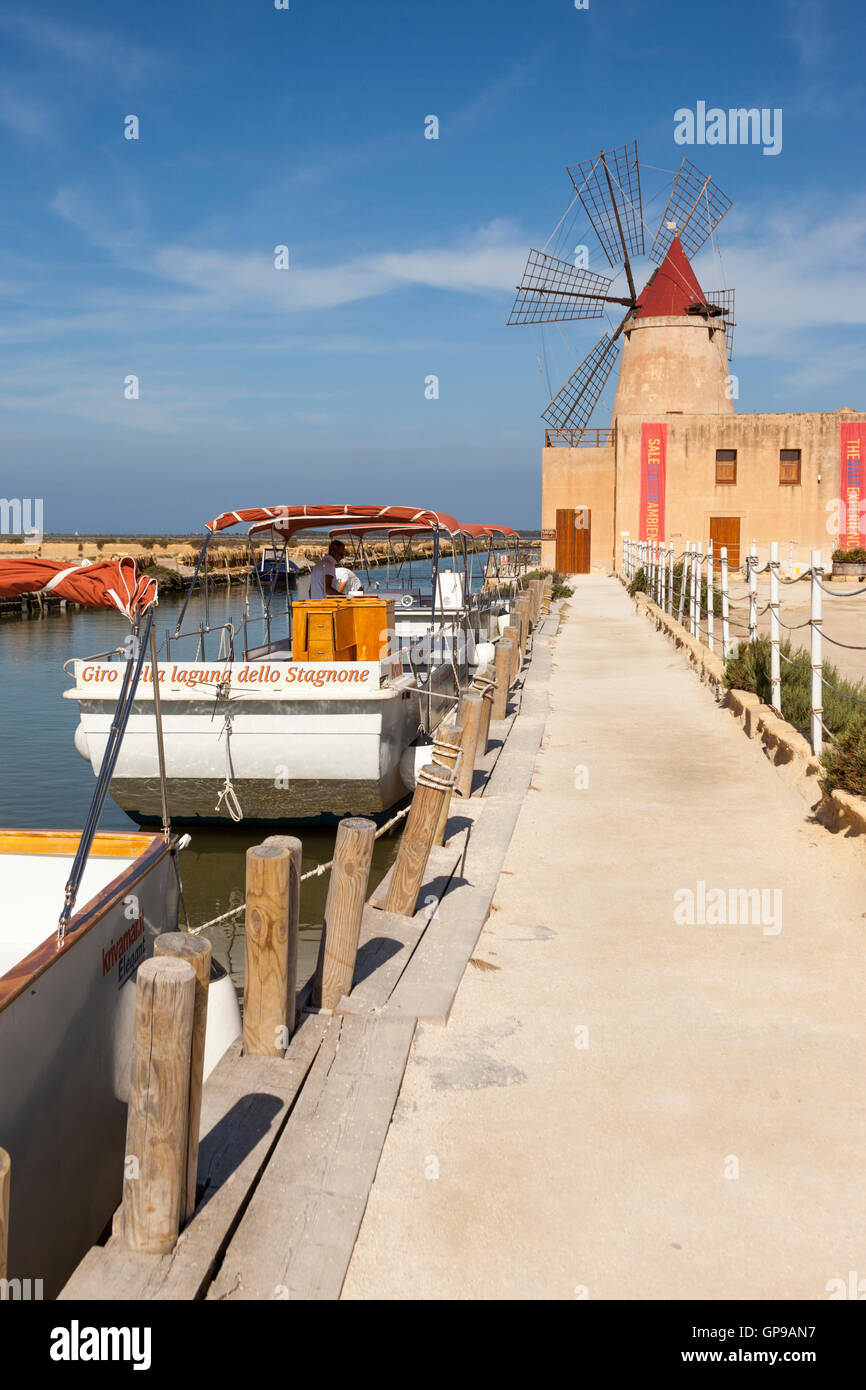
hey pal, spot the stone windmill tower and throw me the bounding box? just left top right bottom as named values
left=508, top=143, right=736, bottom=433
left=612, top=236, right=734, bottom=418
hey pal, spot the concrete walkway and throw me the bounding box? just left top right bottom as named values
left=343, top=577, right=866, bottom=1301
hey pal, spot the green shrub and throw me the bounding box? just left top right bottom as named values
left=520, top=567, right=573, bottom=599
left=628, top=567, right=649, bottom=597
left=723, top=637, right=866, bottom=740
left=832, top=548, right=866, bottom=565
left=821, top=717, right=866, bottom=794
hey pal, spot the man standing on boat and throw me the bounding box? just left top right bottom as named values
left=310, top=539, right=347, bottom=599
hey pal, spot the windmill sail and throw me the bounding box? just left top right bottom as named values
left=508, top=249, right=619, bottom=325
left=703, top=288, right=736, bottom=360
left=542, top=333, right=620, bottom=431
left=649, top=158, right=732, bottom=265
left=567, top=140, right=645, bottom=267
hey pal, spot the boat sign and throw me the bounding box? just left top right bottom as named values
left=71, top=660, right=383, bottom=699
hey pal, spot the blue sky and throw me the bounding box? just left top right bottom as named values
left=0, top=0, right=863, bottom=532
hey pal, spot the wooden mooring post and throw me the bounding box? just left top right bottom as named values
left=385, top=763, right=455, bottom=916
left=503, top=623, right=521, bottom=682
left=261, top=834, right=302, bottom=1036
left=492, top=638, right=514, bottom=720
left=0, top=1147, right=9, bottom=1292
left=455, top=689, right=483, bottom=799
left=314, top=818, right=376, bottom=1011
left=516, top=594, right=531, bottom=653
left=432, top=723, right=463, bottom=846
left=244, top=844, right=291, bottom=1056
left=154, top=933, right=211, bottom=1223
left=121, top=957, right=196, bottom=1254
left=473, top=675, right=496, bottom=756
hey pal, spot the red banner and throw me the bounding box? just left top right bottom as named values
left=639, top=424, right=667, bottom=541
left=840, top=422, right=866, bottom=550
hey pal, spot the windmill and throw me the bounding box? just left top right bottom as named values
left=508, top=141, right=735, bottom=433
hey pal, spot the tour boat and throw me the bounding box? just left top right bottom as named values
left=68, top=506, right=520, bottom=824
left=0, top=557, right=241, bottom=1297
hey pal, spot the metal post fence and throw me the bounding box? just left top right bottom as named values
left=810, top=550, right=823, bottom=755
left=748, top=541, right=758, bottom=644
left=678, top=541, right=689, bottom=627
left=668, top=540, right=674, bottom=617
left=769, top=541, right=781, bottom=714
left=706, top=541, right=715, bottom=654
left=660, top=539, right=666, bottom=611
left=696, top=542, right=704, bottom=641
left=689, top=543, right=697, bottom=637
left=720, top=546, right=731, bottom=658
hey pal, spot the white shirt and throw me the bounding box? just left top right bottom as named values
left=309, top=552, right=336, bottom=600
left=335, top=566, right=363, bottom=596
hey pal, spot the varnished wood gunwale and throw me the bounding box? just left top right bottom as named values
left=0, top=832, right=175, bottom=1015
left=0, top=829, right=148, bottom=858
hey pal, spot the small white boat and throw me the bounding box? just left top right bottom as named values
left=0, top=557, right=241, bottom=1298
left=68, top=506, right=521, bottom=824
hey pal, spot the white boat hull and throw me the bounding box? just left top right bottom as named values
left=0, top=831, right=241, bottom=1297
left=68, top=657, right=462, bottom=822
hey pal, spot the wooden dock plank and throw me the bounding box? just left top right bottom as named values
left=368, top=833, right=467, bottom=910
left=59, top=1013, right=332, bottom=1301
left=207, top=1014, right=415, bottom=1301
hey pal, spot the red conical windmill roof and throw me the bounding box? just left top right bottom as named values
left=634, top=237, right=705, bottom=318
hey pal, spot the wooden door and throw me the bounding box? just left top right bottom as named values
left=555, top=508, right=591, bottom=574
left=709, top=517, right=740, bottom=569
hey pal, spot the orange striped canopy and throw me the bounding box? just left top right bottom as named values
left=0, top=557, right=157, bottom=619
left=210, top=504, right=460, bottom=538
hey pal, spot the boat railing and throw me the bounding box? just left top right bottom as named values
left=165, top=621, right=236, bottom=664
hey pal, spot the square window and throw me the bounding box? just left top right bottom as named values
left=780, top=448, right=801, bottom=484
left=715, top=448, right=737, bottom=484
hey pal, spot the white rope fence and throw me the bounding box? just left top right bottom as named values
left=621, top=533, right=866, bottom=757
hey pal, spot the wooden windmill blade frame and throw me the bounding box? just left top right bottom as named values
left=649, top=158, right=732, bottom=265
left=508, top=249, right=632, bottom=325
left=703, top=288, right=736, bottom=360
left=541, top=333, right=621, bottom=431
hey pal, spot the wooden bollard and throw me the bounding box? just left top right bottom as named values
left=455, top=689, right=484, bottom=799
left=432, top=723, right=463, bottom=846
left=516, top=594, right=531, bottom=650
left=503, top=623, right=521, bottom=682
left=243, top=844, right=291, bottom=1056
left=261, top=834, right=302, bottom=1037
left=314, top=817, right=376, bottom=1011
left=0, top=1148, right=9, bottom=1291
left=492, top=638, right=514, bottom=720
left=385, top=763, right=455, bottom=916
left=154, top=933, right=211, bottom=1223
left=473, top=676, right=495, bottom=756
left=122, top=957, right=196, bottom=1254
left=531, top=579, right=543, bottom=623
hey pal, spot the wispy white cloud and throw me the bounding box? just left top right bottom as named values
left=693, top=199, right=866, bottom=371
left=51, top=189, right=524, bottom=313
left=0, top=87, right=54, bottom=140
left=782, top=0, right=831, bottom=67
left=0, top=12, right=158, bottom=83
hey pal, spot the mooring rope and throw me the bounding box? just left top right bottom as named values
left=187, top=801, right=413, bottom=936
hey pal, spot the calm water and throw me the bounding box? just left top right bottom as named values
left=0, top=587, right=403, bottom=995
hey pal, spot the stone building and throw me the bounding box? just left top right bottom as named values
left=541, top=238, right=866, bottom=574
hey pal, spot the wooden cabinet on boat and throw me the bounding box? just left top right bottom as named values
left=293, top=597, right=396, bottom=662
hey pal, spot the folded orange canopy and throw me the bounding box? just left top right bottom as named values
left=0, top=557, right=157, bottom=619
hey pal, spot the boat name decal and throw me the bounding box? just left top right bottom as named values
left=78, top=662, right=372, bottom=689
left=102, top=914, right=146, bottom=988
